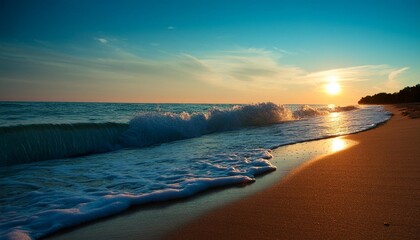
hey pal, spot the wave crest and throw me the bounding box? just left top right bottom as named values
left=293, top=105, right=329, bottom=119
left=122, top=102, right=293, bottom=147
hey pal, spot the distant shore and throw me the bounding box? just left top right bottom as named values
left=169, top=105, right=420, bottom=239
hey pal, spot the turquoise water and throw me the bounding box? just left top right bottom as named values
left=0, top=102, right=391, bottom=239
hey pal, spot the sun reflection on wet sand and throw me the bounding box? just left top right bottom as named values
left=331, top=138, right=347, bottom=152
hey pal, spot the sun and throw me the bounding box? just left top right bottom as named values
left=326, top=82, right=340, bottom=95
left=325, top=76, right=341, bottom=95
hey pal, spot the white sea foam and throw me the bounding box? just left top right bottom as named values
left=0, top=146, right=274, bottom=240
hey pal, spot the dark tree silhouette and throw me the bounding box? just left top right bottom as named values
left=358, top=84, right=420, bottom=104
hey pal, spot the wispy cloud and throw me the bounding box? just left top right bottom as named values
left=0, top=44, right=404, bottom=88
left=386, top=67, right=409, bottom=90
left=186, top=49, right=404, bottom=92
left=190, top=48, right=303, bottom=89
left=0, top=43, right=409, bottom=103
left=0, top=43, right=207, bottom=84
left=302, top=65, right=394, bottom=84
left=272, top=47, right=297, bottom=56
left=95, top=38, right=108, bottom=44
left=388, top=67, right=409, bottom=81
left=167, top=26, right=175, bottom=30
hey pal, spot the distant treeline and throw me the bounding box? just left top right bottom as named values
left=358, top=84, right=420, bottom=104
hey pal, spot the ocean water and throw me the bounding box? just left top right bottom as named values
left=0, top=102, right=391, bottom=240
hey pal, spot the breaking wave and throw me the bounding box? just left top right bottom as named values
left=0, top=103, right=358, bottom=166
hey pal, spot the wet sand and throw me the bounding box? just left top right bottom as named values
left=169, top=105, right=420, bottom=240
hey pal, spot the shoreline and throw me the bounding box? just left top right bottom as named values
left=169, top=105, right=420, bottom=239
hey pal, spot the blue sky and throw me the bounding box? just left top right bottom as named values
left=0, top=0, right=419, bottom=104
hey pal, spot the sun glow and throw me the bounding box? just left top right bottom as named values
left=325, top=75, right=341, bottom=95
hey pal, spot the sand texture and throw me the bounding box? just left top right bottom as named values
left=169, top=105, right=420, bottom=240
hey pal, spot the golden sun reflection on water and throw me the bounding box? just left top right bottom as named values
left=327, top=112, right=348, bottom=136
left=331, top=138, right=346, bottom=152
left=329, top=112, right=340, bottom=119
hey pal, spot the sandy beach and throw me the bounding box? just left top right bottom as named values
left=169, top=105, right=420, bottom=240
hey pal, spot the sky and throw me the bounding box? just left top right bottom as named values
left=0, top=0, right=419, bottom=105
